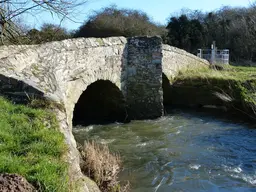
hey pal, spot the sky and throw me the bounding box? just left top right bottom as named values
left=24, top=0, right=253, bottom=31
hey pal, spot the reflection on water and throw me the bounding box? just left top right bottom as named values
left=73, top=111, right=256, bottom=192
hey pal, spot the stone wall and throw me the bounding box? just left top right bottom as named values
left=162, top=44, right=209, bottom=80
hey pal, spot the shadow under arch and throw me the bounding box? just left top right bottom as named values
left=73, top=79, right=129, bottom=126
left=0, top=74, right=44, bottom=104
left=162, top=73, right=173, bottom=113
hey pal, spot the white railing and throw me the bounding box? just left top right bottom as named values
left=197, top=49, right=229, bottom=64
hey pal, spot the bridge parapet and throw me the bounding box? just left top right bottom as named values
left=162, top=44, right=209, bottom=80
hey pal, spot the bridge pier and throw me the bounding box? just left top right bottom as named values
left=124, top=36, right=164, bottom=119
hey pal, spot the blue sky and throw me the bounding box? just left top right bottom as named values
left=24, top=0, right=252, bottom=30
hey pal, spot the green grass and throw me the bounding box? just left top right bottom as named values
left=177, top=65, right=256, bottom=81
left=0, top=96, right=68, bottom=192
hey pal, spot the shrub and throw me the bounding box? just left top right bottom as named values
left=78, top=141, right=129, bottom=192
left=74, top=5, right=166, bottom=38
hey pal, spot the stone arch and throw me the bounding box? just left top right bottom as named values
left=72, top=79, right=127, bottom=126
left=65, top=67, right=123, bottom=127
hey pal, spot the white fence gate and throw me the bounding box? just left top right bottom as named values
left=197, top=42, right=229, bottom=64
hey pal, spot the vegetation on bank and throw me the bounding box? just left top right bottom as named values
left=78, top=141, right=130, bottom=192
left=177, top=65, right=256, bottom=83
left=169, top=65, right=256, bottom=121
left=0, top=96, right=68, bottom=192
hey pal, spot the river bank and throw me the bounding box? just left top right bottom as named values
left=0, top=97, right=69, bottom=191
left=163, top=65, right=256, bottom=125
left=0, top=96, right=127, bottom=192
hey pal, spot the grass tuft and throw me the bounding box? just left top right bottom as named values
left=78, top=141, right=130, bottom=192
left=0, top=96, right=68, bottom=192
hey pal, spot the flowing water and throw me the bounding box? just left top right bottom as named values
left=73, top=111, right=256, bottom=192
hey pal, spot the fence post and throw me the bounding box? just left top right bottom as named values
left=211, top=41, right=216, bottom=64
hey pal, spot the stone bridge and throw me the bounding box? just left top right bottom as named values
left=0, top=36, right=209, bottom=191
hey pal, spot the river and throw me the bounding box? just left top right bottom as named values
left=73, top=110, right=256, bottom=192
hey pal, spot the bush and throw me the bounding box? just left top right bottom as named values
left=74, top=5, right=166, bottom=38
left=27, top=23, right=71, bottom=44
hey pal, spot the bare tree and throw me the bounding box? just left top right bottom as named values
left=0, top=0, right=87, bottom=44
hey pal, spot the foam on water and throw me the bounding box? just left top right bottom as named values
left=223, top=165, right=243, bottom=173
left=189, top=164, right=201, bottom=170
left=99, top=139, right=115, bottom=144
left=136, top=142, right=148, bottom=147
left=231, top=174, right=256, bottom=185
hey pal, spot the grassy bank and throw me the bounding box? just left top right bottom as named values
left=0, top=96, right=68, bottom=191
left=165, top=65, right=256, bottom=121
